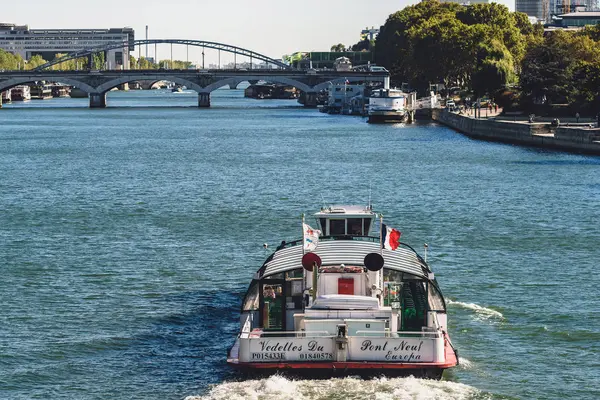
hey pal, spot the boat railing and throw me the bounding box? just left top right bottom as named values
left=353, top=330, right=441, bottom=338
left=241, top=329, right=333, bottom=338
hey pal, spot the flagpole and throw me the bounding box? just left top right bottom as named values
left=379, top=214, right=384, bottom=256
left=379, top=214, right=384, bottom=298
left=302, top=213, right=305, bottom=256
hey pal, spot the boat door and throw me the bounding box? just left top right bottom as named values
left=259, top=280, right=286, bottom=330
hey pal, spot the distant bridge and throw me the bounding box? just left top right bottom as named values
left=0, top=69, right=388, bottom=108
left=34, top=39, right=291, bottom=71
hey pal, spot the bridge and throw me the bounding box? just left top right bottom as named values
left=0, top=39, right=389, bottom=108
left=0, top=69, right=387, bottom=108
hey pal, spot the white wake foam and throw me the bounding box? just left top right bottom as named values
left=446, top=299, right=504, bottom=320
left=187, top=375, right=483, bottom=400
left=458, top=357, right=474, bottom=369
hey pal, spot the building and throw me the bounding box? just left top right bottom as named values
left=555, top=10, right=600, bottom=26
left=284, top=51, right=373, bottom=70
left=516, top=0, right=545, bottom=21
left=551, top=0, right=599, bottom=15
left=0, top=23, right=134, bottom=69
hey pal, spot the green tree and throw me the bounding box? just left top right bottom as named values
left=50, top=53, right=86, bottom=70
left=374, top=1, right=537, bottom=95
left=91, top=52, right=105, bottom=70
left=0, top=49, right=24, bottom=70
left=520, top=31, right=600, bottom=107
left=330, top=43, right=346, bottom=52
left=25, top=55, right=47, bottom=70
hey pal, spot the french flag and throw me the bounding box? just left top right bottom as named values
left=381, top=224, right=401, bottom=250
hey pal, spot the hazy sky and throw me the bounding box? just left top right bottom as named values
left=2, top=0, right=513, bottom=65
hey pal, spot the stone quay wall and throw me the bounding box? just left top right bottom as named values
left=432, top=109, right=600, bottom=155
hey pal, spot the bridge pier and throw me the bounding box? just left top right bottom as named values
left=89, top=92, right=107, bottom=108
left=304, top=91, right=318, bottom=108
left=0, top=95, right=3, bottom=109
left=198, top=92, right=211, bottom=108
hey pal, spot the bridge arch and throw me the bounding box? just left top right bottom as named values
left=0, top=76, right=95, bottom=93
left=36, top=39, right=291, bottom=71
left=95, top=75, right=203, bottom=94
left=201, top=76, right=312, bottom=94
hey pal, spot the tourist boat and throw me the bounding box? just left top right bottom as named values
left=30, top=84, right=53, bottom=100
left=368, top=88, right=407, bottom=123
left=51, top=84, right=70, bottom=98
left=11, top=85, right=31, bottom=101
left=227, top=205, right=458, bottom=379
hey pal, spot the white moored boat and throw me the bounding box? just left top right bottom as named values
left=227, top=205, right=458, bottom=379
left=368, top=88, right=407, bottom=123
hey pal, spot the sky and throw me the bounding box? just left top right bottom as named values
left=1, top=0, right=513, bottom=65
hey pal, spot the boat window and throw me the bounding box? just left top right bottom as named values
left=427, top=282, right=446, bottom=311
left=262, top=283, right=284, bottom=330
left=264, top=273, right=284, bottom=280
left=364, top=218, right=372, bottom=234
left=383, top=269, right=403, bottom=283
left=400, top=280, right=428, bottom=331
left=286, top=269, right=303, bottom=280
left=319, top=218, right=327, bottom=233
left=243, top=282, right=259, bottom=311
left=348, top=218, right=363, bottom=235
left=330, top=219, right=345, bottom=235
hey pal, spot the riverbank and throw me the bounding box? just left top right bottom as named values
left=432, top=109, right=600, bottom=155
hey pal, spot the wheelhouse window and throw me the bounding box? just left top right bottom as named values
left=364, top=218, right=372, bottom=234
left=330, top=219, right=345, bottom=235
left=347, top=218, right=363, bottom=235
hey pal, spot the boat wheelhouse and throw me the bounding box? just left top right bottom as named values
left=227, top=206, right=458, bottom=379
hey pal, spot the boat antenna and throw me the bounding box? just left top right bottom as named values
left=320, top=193, right=327, bottom=210
left=424, top=243, right=428, bottom=262
left=368, top=182, right=372, bottom=210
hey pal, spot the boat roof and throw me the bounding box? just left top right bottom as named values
left=314, top=205, right=375, bottom=217
left=260, top=240, right=431, bottom=280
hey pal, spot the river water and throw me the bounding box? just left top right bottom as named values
left=1, top=89, right=599, bottom=400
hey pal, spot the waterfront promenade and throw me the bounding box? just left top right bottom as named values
left=433, top=108, right=600, bottom=155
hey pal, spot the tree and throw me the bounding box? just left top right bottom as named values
left=91, top=52, right=105, bottom=70
left=0, top=49, right=23, bottom=70
left=350, top=38, right=372, bottom=51
left=330, top=43, right=346, bottom=52
left=373, top=1, right=537, bottom=95
left=25, top=55, right=47, bottom=70
left=520, top=30, right=600, bottom=108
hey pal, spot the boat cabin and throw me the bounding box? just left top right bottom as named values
left=239, top=206, right=447, bottom=336
left=314, top=205, right=375, bottom=237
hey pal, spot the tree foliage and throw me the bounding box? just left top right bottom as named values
left=374, top=0, right=542, bottom=95
left=330, top=43, right=346, bottom=52
left=26, top=55, right=47, bottom=70
left=520, top=30, right=600, bottom=112
left=0, top=49, right=25, bottom=70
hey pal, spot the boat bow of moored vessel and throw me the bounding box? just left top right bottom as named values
left=228, top=205, right=458, bottom=379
